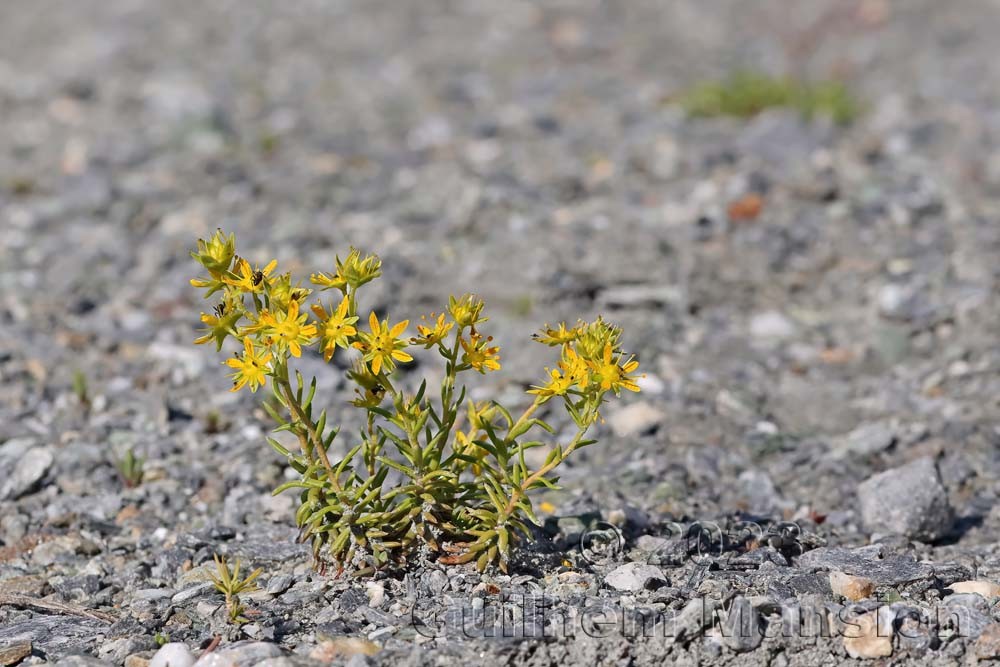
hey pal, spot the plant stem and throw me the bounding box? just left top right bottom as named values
left=505, top=400, right=540, bottom=443
left=501, top=425, right=586, bottom=518
left=276, top=376, right=339, bottom=489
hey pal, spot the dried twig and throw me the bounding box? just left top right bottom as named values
left=199, top=635, right=222, bottom=657
left=0, top=593, right=116, bottom=623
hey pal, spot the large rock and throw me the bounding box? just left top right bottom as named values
left=796, top=546, right=932, bottom=586
left=857, top=457, right=952, bottom=541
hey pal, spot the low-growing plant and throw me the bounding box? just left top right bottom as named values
left=114, top=447, right=144, bottom=488
left=190, top=230, right=642, bottom=574
left=678, top=71, right=860, bottom=124
left=208, top=554, right=263, bottom=624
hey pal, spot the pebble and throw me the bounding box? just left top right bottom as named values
left=0, top=643, right=31, bottom=667
left=265, top=575, right=294, bottom=596
left=308, top=638, right=379, bottom=661
left=604, top=562, right=668, bottom=592
left=608, top=401, right=665, bottom=438
left=672, top=597, right=718, bottom=643
left=0, top=445, right=53, bottom=500
left=748, top=311, right=797, bottom=340
left=830, top=421, right=896, bottom=459
left=171, top=583, right=214, bottom=604
left=828, top=572, right=875, bottom=601
left=857, top=457, right=953, bottom=541
left=842, top=608, right=894, bottom=659
left=720, top=596, right=762, bottom=653
left=148, top=643, right=194, bottom=667
left=948, top=580, right=1000, bottom=599
left=596, top=284, right=683, bottom=309
left=203, top=643, right=284, bottom=665
left=973, top=624, right=1000, bottom=661
left=365, top=581, right=385, bottom=608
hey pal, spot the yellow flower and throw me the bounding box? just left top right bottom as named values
left=460, top=332, right=501, bottom=374
left=527, top=367, right=573, bottom=399
left=311, top=247, right=381, bottom=292
left=574, top=317, right=622, bottom=362
left=224, top=257, right=277, bottom=294
left=448, top=294, right=486, bottom=328
left=453, top=430, right=488, bottom=475
left=194, top=301, right=242, bottom=351
left=191, top=229, right=236, bottom=276
left=588, top=343, right=641, bottom=395
left=532, top=321, right=582, bottom=346
left=347, top=359, right=386, bottom=408
left=268, top=273, right=311, bottom=313
left=311, top=296, right=359, bottom=362
left=411, top=313, right=453, bottom=348
left=355, top=311, right=412, bottom=375
left=225, top=337, right=272, bottom=392
left=560, top=346, right=590, bottom=389
left=466, top=401, right=497, bottom=431
left=190, top=231, right=237, bottom=297
left=260, top=300, right=317, bottom=358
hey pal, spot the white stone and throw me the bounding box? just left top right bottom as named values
left=604, top=562, right=667, bottom=592
left=608, top=401, right=665, bottom=438
left=949, top=580, right=1000, bottom=599
left=149, top=643, right=195, bottom=667
left=749, top=311, right=797, bottom=340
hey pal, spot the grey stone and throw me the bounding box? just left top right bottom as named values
left=720, top=596, right=763, bottom=653
left=265, top=574, right=294, bottom=595
left=671, top=597, right=719, bottom=644
left=831, top=421, right=896, bottom=458
left=796, top=546, right=933, bottom=586
left=857, top=457, right=953, bottom=541
left=133, top=588, right=176, bottom=601
left=941, top=597, right=992, bottom=640
left=210, top=641, right=284, bottom=665
left=0, top=616, right=106, bottom=656
left=54, top=658, right=114, bottom=667
left=0, top=445, right=53, bottom=500
left=172, top=583, right=214, bottom=604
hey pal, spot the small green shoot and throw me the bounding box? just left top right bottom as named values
left=73, top=369, right=90, bottom=407
left=114, top=448, right=144, bottom=488
left=208, top=554, right=263, bottom=625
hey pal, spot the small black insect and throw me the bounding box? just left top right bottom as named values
left=251, top=269, right=265, bottom=286
left=213, top=302, right=226, bottom=317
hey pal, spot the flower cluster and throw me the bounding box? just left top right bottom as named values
left=190, top=230, right=642, bottom=574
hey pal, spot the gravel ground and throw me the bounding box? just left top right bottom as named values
left=4, top=1, right=1000, bottom=665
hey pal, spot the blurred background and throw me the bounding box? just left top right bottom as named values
left=2, top=0, right=1000, bottom=584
